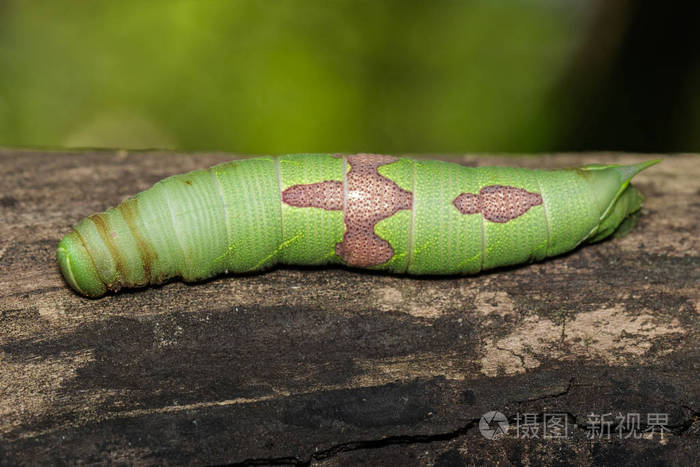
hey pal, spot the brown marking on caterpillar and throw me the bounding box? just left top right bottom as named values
left=282, top=181, right=344, bottom=210
left=89, top=213, right=126, bottom=291
left=339, top=154, right=413, bottom=266
left=119, top=198, right=156, bottom=285
left=281, top=154, right=413, bottom=267
left=453, top=185, right=543, bottom=223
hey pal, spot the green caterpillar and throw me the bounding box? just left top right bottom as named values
left=56, top=154, right=659, bottom=297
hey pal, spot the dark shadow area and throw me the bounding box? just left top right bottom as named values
left=553, top=1, right=700, bottom=152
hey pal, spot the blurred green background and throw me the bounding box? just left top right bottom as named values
left=0, top=0, right=698, bottom=155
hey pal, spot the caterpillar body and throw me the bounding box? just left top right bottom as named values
left=57, top=154, right=659, bottom=297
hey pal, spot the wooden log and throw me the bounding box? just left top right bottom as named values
left=0, top=148, right=698, bottom=465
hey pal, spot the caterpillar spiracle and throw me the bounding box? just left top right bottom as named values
left=56, top=154, right=659, bottom=297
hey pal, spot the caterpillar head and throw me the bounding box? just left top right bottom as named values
left=57, top=232, right=107, bottom=297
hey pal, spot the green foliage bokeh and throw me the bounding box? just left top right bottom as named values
left=0, top=1, right=599, bottom=154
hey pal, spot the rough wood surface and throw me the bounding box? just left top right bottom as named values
left=0, top=148, right=698, bottom=466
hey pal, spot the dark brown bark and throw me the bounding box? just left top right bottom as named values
left=1, top=149, right=697, bottom=465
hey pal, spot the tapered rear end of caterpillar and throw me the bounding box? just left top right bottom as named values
left=580, top=159, right=661, bottom=243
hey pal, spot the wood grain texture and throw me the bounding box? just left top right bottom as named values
left=0, top=148, right=698, bottom=465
